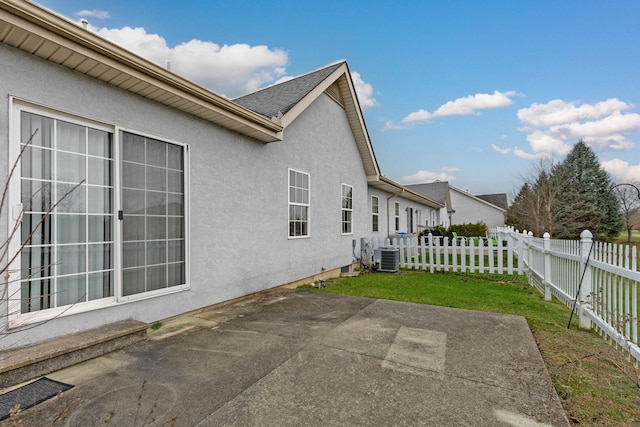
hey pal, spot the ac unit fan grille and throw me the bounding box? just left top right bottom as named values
left=374, top=248, right=400, bottom=272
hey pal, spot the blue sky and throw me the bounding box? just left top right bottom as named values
left=36, top=0, right=640, bottom=196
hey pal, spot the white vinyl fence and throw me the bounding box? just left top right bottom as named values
left=364, top=235, right=520, bottom=275
left=495, top=226, right=640, bottom=364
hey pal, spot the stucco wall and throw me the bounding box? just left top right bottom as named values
left=450, top=189, right=505, bottom=228
left=0, top=44, right=368, bottom=348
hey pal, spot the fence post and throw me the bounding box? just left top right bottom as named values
left=505, top=231, right=513, bottom=274
left=578, top=229, right=594, bottom=329
left=527, top=231, right=534, bottom=274
left=520, top=230, right=528, bottom=274
left=543, top=232, right=552, bottom=301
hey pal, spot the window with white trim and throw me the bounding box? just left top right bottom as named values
left=341, top=184, right=353, bottom=235
left=12, top=103, right=188, bottom=319
left=394, top=202, right=400, bottom=231
left=371, top=196, right=379, bottom=232
left=288, top=169, right=309, bottom=237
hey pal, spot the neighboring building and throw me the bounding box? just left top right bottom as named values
left=0, top=1, right=430, bottom=349
left=408, top=182, right=507, bottom=228
left=368, top=176, right=443, bottom=238
left=405, top=181, right=453, bottom=228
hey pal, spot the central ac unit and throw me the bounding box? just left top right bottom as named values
left=374, top=247, right=400, bottom=273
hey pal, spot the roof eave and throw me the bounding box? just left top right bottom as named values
left=369, top=176, right=444, bottom=209
left=0, top=0, right=283, bottom=142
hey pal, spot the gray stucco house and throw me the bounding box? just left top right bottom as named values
left=0, top=0, right=441, bottom=349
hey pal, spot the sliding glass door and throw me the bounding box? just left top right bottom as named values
left=121, top=132, right=186, bottom=297
left=20, top=111, right=114, bottom=313
left=16, top=106, right=188, bottom=318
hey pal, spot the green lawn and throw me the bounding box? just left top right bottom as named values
left=617, top=229, right=640, bottom=243
left=307, top=270, right=640, bottom=426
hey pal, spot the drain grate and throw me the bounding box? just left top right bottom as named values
left=0, top=377, right=73, bottom=420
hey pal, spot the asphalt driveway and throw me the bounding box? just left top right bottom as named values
left=17, top=289, right=568, bottom=426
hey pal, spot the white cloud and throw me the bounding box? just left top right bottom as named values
left=76, top=10, right=110, bottom=19
left=601, top=158, right=640, bottom=182
left=515, top=98, right=638, bottom=157
left=401, top=109, right=432, bottom=124
left=518, top=98, right=632, bottom=129
left=401, top=90, right=516, bottom=124
left=401, top=169, right=457, bottom=184
left=554, top=113, right=640, bottom=141
left=382, top=121, right=408, bottom=131
left=491, top=144, right=511, bottom=155
left=442, top=166, right=461, bottom=172
left=512, top=148, right=552, bottom=160
left=351, top=71, right=377, bottom=110
left=84, top=24, right=380, bottom=105
left=90, top=25, right=289, bottom=98
left=526, top=131, right=572, bottom=155
left=433, top=90, right=515, bottom=117
left=582, top=134, right=634, bottom=151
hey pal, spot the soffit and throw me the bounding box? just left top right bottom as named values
left=0, top=0, right=283, bottom=142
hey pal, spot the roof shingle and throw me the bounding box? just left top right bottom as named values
left=233, top=62, right=344, bottom=118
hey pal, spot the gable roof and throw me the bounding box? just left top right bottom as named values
left=476, top=193, right=509, bottom=210
left=406, top=182, right=451, bottom=207
left=234, top=62, right=344, bottom=119
left=235, top=60, right=381, bottom=179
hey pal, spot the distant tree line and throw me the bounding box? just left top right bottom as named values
left=506, top=140, right=624, bottom=242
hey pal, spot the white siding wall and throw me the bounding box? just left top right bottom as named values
left=0, top=44, right=368, bottom=348
left=450, top=190, right=505, bottom=227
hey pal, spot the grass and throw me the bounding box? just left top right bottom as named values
left=616, top=230, right=640, bottom=254
left=151, top=321, right=163, bottom=330
left=617, top=230, right=640, bottom=243
left=310, top=270, right=640, bottom=426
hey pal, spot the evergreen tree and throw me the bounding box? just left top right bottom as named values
left=551, top=141, right=622, bottom=241
left=507, top=141, right=623, bottom=241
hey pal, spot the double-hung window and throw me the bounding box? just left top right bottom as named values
left=288, top=169, right=309, bottom=237
left=341, top=184, right=353, bottom=235
left=11, top=102, right=188, bottom=323
left=371, top=196, right=379, bottom=232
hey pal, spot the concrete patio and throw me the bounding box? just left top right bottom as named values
left=7, top=289, right=568, bottom=426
